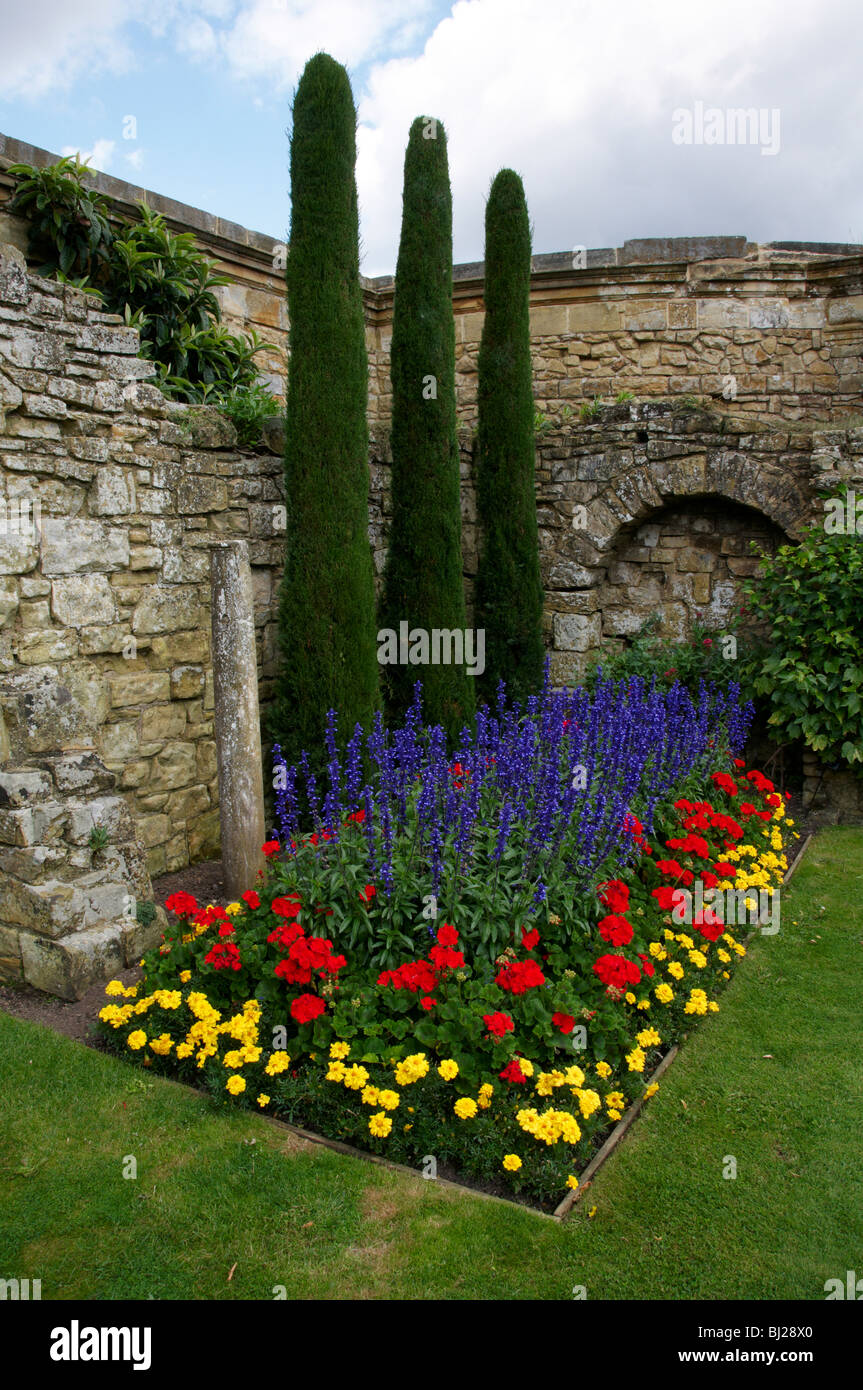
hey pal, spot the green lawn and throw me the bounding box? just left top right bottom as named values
left=1, top=827, right=861, bottom=1301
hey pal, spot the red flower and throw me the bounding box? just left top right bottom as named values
left=499, top=1058, right=528, bottom=1084
left=656, top=859, right=684, bottom=877
left=272, top=895, right=303, bottom=918
left=242, top=890, right=260, bottom=910
left=733, top=758, right=746, bottom=769
left=713, top=862, right=737, bottom=877
left=203, top=940, right=241, bottom=972
left=598, top=914, right=634, bottom=947
left=483, top=1011, right=515, bottom=1039
left=217, top=922, right=235, bottom=937
left=436, top=922, right=459, bottom=947
left=495, top=959, right=545, bottom=995
left=165, top=891, right=197, bottom=916
left=346, top=808, right=366, bottom=824
left=359, top=883, right=376, bottom=903
left=552, top=1012, right=576, bottom=1034
left=429, top=944, right=465, bottom=971
left=420, top=996, right=436, bottom=1011
left=597, top=879, right=630, bottom=913
left=290, top=993, right=326, bottom=1025
left=521, top=927, right=540, bottom=951
left=636, top=953, right=655, bottom=978
left=261, top=840, right=280, bottom=857
left=593, top=953, right=642, bottom=988
left=651, top=886, right=679, bottom=911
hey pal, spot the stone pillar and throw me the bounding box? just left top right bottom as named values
left=210, top=541, right=266, bottom=897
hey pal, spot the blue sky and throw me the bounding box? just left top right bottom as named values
left=1, top=0, right=861, bottom=276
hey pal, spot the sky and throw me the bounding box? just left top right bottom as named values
left=0, top=0, right=861, bottom=277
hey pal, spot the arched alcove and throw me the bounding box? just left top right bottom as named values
left=597, top=495, right=787, bottom=650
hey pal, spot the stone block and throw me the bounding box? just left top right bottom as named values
left=170, top=665, right=204, bottom=699
left=90, top=466, right=136, bottom=516
left=20, top=922, right=126, bottom=1000
left=40, top=518, right=129, bottom=574
left=109, top=670, right=171, bottom=707
left=131, top=585, right=202, bottom=634
left=1, top=877, right=86, bottom=938
left=51, top=574, right=117, bottom=628
left=0, top=768, right=52, bottom=808
left=149, top=741, right=196, bottom=791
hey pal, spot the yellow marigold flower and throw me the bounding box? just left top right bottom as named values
left=342, top=1064, right=369, bottom=1091
left=454, top=1097, right=478, bottom=1120
left=368, top=1111, right=392, bottom=1138
left=257, top=1094, right=270, bottom=1107
left=625, top=1047, right=645, bottom=1073
left=667, top=961, right=684, bottom=980
left=127, top=1030, right=147, bottom=1050
left=605, top=1091, right=625, bottom=1110
left=708, top=1000, right=719, bottom=1012
left=179, top=970, right=191, bottom=983
left=176, top=1042, right=193, bottom=1059
left=535, top=1072, right=557, bottom=1096
left=149, top=1034, right=173, bottom=1056
left=595, top=1061, right=612, bottom=1080
left=607, top=1109, right=622, bottom=1122
left=326, top=1061, right=347, bottom=1083
left=265, top=1051, right=291, bottom=1076
left=437, top=1059, right=459, bottom=1081
left=576, top=1088, right=601, bottom=1119
left=663, top=928, right=675, bottom=941
left=377, top=1089, right=400, bottom=1111
left=223, top=1050, right=245, bottom=1069
left=329, top=1041, right=350, bottom=1060
left=502, top=1153, right=522, bottom=1171
left=123, top=985, right=139, bottom=998
left=688, top=950, right=707, bottom=969
left=518, top=1058, right=534, bottom=1078
left=644, top=1082, right=659, bottom=1099
left=564, top=1065, right=585, bottom=1088
left=98, top=1004, right=121, bottom=1024
left=104, top=979, right=126, bottom=997
left=675, top=933, right=694, bottom=949
left=226, top=1075, right=246, bottom=1095
left=394, top=1053, right=429, bottom=1086
left=655, top=982, right=674, bottom=1004
left=722, top=970, right=730, bottom=979
left=717, top=948, right=731, bottom=963
left=361, top=1085, right=379, bottom=1106
left=566, top=1175, right=579, bottom=1190
left=636, top=1028, right=661, bottom=1048
left=636, top=998, right=651, bottom=1010
left=624, top=991, right=637, bottom=1005
left=225, top=902, right=242, bottom=915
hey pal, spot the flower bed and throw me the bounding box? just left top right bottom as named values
left=97, top=676, right=796, bottom=1209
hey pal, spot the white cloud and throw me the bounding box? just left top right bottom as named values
left=354, top=0, right=863, bottom=273
left=0, top=0, right=134, bottom=99
left=125, top=147, right=145, bottom=170
left=61, top=137, right=117, bottom=172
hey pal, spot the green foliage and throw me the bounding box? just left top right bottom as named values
left=214, top=380, right=280, bottom=448
left=474, top=169, right=544, bottom=706
left=585, top=614, right=745, bottom=695
left=615, top=390, right=634, bottom=403
left=534, top=406, right=553, bottom=436
left=271, top=53, right=380, bottom=769
left=7, top=155, right=114, bottom=279
left=135, top=900, right=157, bottom=927
left=88, top=825, right=110, bottom=853
left=740, top=515, right=863, bottom=770
left=9, top=160, right=263, bottom=405
left=579, top=395, right=603, bottom=421
left=379, top=116, right=474, bottom=741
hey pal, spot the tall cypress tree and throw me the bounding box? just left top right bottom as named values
left=380, top=116, right=474, bottom=740
left=273, top=53, right=379, bottom=768
left=474, top=168, right=544, bottom=705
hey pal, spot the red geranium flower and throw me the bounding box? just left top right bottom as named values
left=165, top=891, right=197, bottom=916
left=242, top=890, right=260, bottom=910
left=552, top=1012, right=576, bottom=1034
left=598, top=914, right=634, bottom=947
left=272, top=895, right=302, bottom=918
left=495, top=959, right=545, bottom=995
left=290, top=993, right=326, bottom=1025
left=499, top=1058, right=528, bottom=1084
left=483, top=1011, right=515, bottom=1039
left=521, top=927, right=540, bottom=951
left=261, top=840, right=280, bottom=856
left=593, top=953, right=642, bottom=988
left=436, top=922, right=459, bottom=947
left=597, top=879, right=629, bottom=913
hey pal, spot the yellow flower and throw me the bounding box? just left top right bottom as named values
left=127, top=1030, right=147, bottom=1050
left=104, top=979, right=126, bottom=997
left=437, top=1059, right=459, bottom=1081
left=636, top=1028, right=661, bottom=1048
left=667, top=961, right=684, bottom=980
left=625, top=1047, right=645, bottom=1073
left=329, top=1041, right=350, bottom=1060
left=454, top=1097, right=478, bottom=1120
left=265, top=1051, right=291, bottom=1076
left=326, top=1060, right=347, bottom=1083
left=518, top=1058, right=534, bottom=1078
left=257, top=1094, right=270, bottom=1107
left=223, top=1050, right=245, bottom=1069
left=378, top=1089, right=400, bottom=1111
left=176, top=1042, right=193, bottom=1059
left=565, top=1175, right=579, bottom=1190
left=179, top=970, right=191, bottom=983
left=607, top=1109, right=622, bottom=1122
left=655, top=982, right=674, bottom=1004
left=595, top=1060, right=612, bottom=1080
left=368, top=1111, right=392, bottom=1138
left=624, top=991, right=637, bottom=1005
left=644, top=1082, right=659, bottom=1099
left=226, top=1075, right=246, bottom=1095
left=149, top=1033, right=173, bottom=1056
left=342, top=1064, right=370, bottom=1091
left=225, top=902, right=242, bottom=915
left=605, top=1091, right=625, bottom=1110
left=394, top=1053, right=429, bottom=1086
left=502, top=1153, right=522, bottom=1171
left=575, top=1088, right=601, bottom=1119
left=688, top=949, right=707, bottom=969
left=361, top=1085, right=380, bottom=1106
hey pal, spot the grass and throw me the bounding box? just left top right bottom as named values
left=0, top=827, right=861, bottom=1300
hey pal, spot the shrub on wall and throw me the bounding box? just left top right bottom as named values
left=379, top=117, right=474, bottom=741
left=740, top=510, right=863, bottom=772
left=271, top=52, right=380, bottom=769
left=474, top=169, right=544, bottom=706
left=7, top=157, right=264, bottom=404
